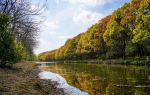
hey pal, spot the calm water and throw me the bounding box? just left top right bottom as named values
left=41, top=63, right=150, bottom=95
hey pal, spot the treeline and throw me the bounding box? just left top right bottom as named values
left=0, top=0, right=41, bottom=66
left=39, top=0, right=150, bottom=61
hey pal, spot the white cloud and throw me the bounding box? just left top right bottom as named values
left=39, top=20, right=59, bottom=36
left=73, top=9, right=104, bottom=25
left=58, top=35, right=74, bottom=40
left=31, top=5, right=37, bottom=10
left=64, top=0, right=116, bottom=7
left=34, top=38, right=52, bottom=55
left=43, top=20, right=59, bottom=30
left=55, top=0, right=60, bottom=4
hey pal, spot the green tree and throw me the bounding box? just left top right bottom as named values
left=131, top=0, right=150, bottom=57
left=0, top=14, right=19, bottom=66
left=103, top=20, right=126, bottom=58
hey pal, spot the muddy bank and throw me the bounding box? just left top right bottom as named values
left=0, top=62, right=66, bottom=95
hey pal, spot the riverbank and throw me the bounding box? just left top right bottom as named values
left=62, top=57, right=150, bottom=66
left=0, top=62, right=65, bottom=95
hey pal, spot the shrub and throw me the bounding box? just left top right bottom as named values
left=0, top=14, right=30, bottom=66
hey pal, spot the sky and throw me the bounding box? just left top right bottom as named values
left=33, top=0, right=130, bottom=55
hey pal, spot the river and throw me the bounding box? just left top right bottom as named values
left=39, top=62, right=150, bottom=95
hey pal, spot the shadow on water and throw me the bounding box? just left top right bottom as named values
left=40, top=62, right=150, bottom=95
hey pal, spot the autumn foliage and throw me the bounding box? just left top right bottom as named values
left=39, top=0, right=150, bottom=61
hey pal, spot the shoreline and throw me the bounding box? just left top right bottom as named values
left=61, top=58, right=150, bottom=66
left=29, top=64, right=66, bottom=95
left=0, top=62, right=66, bottom=95
left=39, top=70, right=88, bottom=95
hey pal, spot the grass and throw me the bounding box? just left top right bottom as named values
left=13, top=61, right=37, bottom=72
left=0, top=62, right=38, bottom=94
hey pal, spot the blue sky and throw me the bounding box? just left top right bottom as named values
left=33, top=0, right=130, bottom=55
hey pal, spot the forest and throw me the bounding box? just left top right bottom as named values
left=0, top=0, right=39, bottom=66
left=39, top=0, right=150, bottom=61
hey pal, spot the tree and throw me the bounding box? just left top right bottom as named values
left=0, top=0, right=44, bottom=54
left=103, top=20, right=126, bottom=58
left=0, top=14, right=20, bottom=66
left=131, top=0, right=150, bottom=57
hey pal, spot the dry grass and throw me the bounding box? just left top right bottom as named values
left=0, top=62, right=65, bottom=95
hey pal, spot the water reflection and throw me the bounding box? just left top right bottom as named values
left=41, top=63, right=150, bottom=95
left=39, top=71, right=88, bottom=95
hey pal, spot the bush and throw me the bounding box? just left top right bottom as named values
left=0, top=14, right=17, bottom=65
left=0, top=14, right=31, bottom=66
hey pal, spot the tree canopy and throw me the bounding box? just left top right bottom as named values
left=0, top=0, right=41, bottom=66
